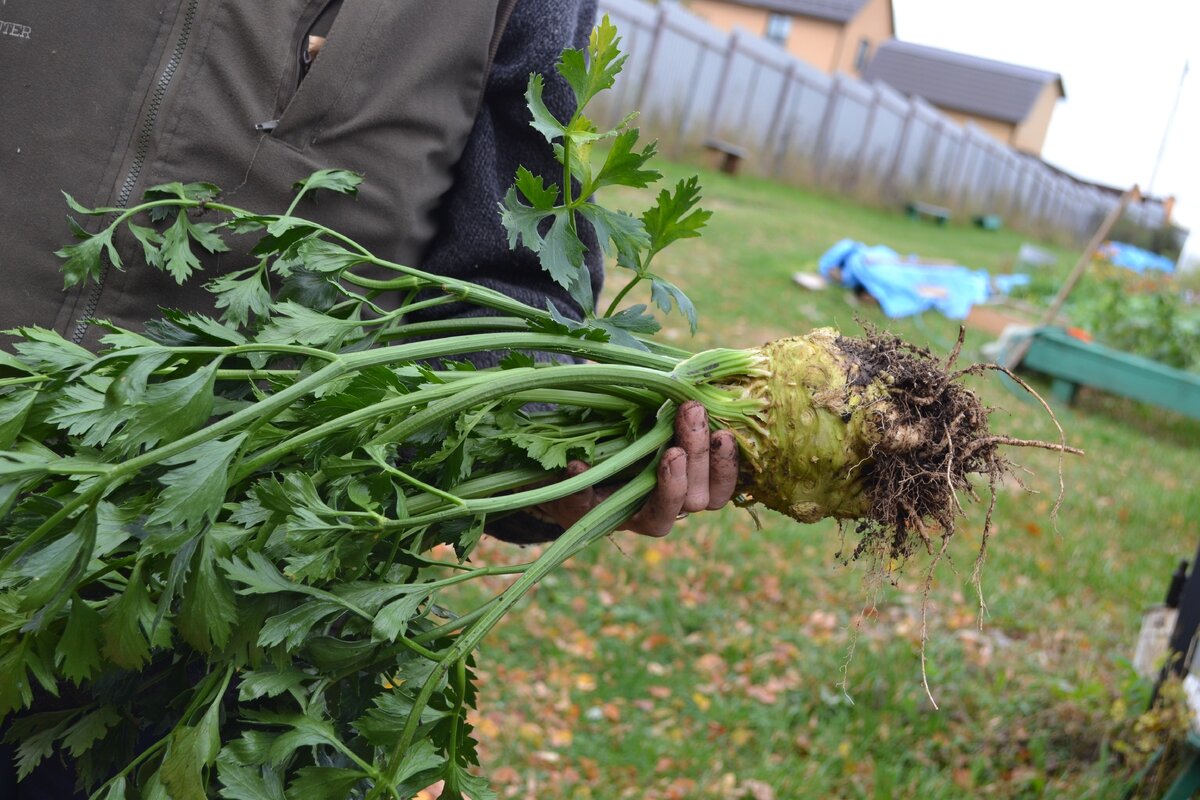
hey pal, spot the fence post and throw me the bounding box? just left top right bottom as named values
left=811, top=74, right=843, bottom=185
left=979, top=145, right=1000, bottom=213
left=1040, top=177, right=1057, bottom=234
left=673, top=43, right=713, bottom=155
left=1028, top=174, right=1047, bottom=235
left=1055, top=185, right=1072, bottom=239
left=846, top=84, right=881, bottom=193
left=764, top=62, right=798, bottom=165
left=632, top=5, right=667, bottom=117
left=883, top=102, right=918, bottom=202
left=1055, top=182, right=1075, bottom=240
left=916, top=119, right=943, bottom=198
left=945, top=130, right=972, bottom=209
left=611, top=13, right=647, bottom=118
left=1049, top=180, right=1064, bottom=233
left=930, top=130, right=954, bottom=204
left=705, top=29, right=739, bottom=142
left=1008, top=158, right=1029, bottom=223
left=771, top=72, right=806, bottom=176
left=738, top=57, right=764, bottom=132
left=990, top=151, right=1013, bottom=215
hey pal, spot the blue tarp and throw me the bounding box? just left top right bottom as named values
left=818, top=239, right=1029, bottom=320
left=1099, top=241, right=1176, bottom=273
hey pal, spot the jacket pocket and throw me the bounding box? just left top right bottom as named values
left=299, top=0, right=343, bottom=80
left=268, top=0, right=379, bottom=149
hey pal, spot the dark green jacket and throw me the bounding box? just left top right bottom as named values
left=2, top=1, right=600, bottom=795
left=0, top=0, right=600, bottom=346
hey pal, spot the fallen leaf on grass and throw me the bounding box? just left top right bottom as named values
left=740, top=779, right=776, bottom=800
left=694, top=652, right=728, bottom=678
left=641, top=632, right=672, bottom=651
left=730, top=727, right=754, bottom=747
left=490, top=766, right=520, bottom=784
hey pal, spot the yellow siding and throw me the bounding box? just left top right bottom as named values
left=683, top=1, right=1061, bottom=158
left=687, top=1, right=770, bottom=39
left=936, top=80, right=1058, bottom=156
left=1011, top=81, right=1060, bottom=156
left=787, top=16, right=841, bottom=71
left=686, top=1, right=868, bottom=74
left=833, top=0, right=894, bottom=76
left=938, top=110, right=1017, bottom=148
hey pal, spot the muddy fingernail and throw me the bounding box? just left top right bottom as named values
left=669, top=454, right=686, bottom=477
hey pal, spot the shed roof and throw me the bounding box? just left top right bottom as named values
left=862, top=40, right=1065, bottom=124
left=719, top=0, right=871, bottom=24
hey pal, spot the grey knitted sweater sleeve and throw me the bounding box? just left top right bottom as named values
left=411, top=0, right=603, bottom=359
left=420, top=0, right=606, bottom=544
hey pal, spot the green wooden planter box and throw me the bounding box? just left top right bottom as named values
left=1018, top=326, right=1200, bottom=420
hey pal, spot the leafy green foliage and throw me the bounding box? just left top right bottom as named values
left=1069, top=276, right=1200, bottom=372
left=1, top=17, right=717, bottom=800
left=499, top=14, right=708, bottom=343
left=56, top=217, right=121, bottom=288
left=291, top=169, right=364, bottom=201
left=208, top=263, right=274, bottom=327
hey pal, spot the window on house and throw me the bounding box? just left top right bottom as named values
left=853, top=37, right=871, bottom=72
left=765, top=13, right=791, bottom=45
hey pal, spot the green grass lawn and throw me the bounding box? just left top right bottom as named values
left=445, top=160, right=1200, bottom=799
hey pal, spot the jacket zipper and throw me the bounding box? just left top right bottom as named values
left=71, top=0, right=200, bottom=344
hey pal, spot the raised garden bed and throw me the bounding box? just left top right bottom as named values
left=1013, top=326, right=1200, bottom=418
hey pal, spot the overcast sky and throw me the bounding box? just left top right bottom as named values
left=890, top=0, right=1200, bottom=262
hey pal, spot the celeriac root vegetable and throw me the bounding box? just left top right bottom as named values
left=707, top=328, right=1075, bottom=562
left=729, top=330, right=1006, bottom=542
left=0, top=18, right=1076, bottom=800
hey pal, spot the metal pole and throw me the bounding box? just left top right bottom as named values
left=1148, top=60, right=1189, bottom=197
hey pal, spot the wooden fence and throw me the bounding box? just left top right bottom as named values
left=593, top=0, right=1169, bottom=244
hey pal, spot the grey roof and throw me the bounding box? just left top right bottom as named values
left=722, top=0, right=870, bottom=23
left=862, top=40, right=1065, bottom=124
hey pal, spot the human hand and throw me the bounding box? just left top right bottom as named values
left=534, top=401, right=739, bottom=537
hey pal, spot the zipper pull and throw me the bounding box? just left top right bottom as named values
left=255, top=119, right=279, bottom=133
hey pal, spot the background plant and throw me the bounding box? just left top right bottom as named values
left=1068, top=275, right=1200, bottom=372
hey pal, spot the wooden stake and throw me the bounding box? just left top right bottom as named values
left=1004, top=184, right=1141, bottom=367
